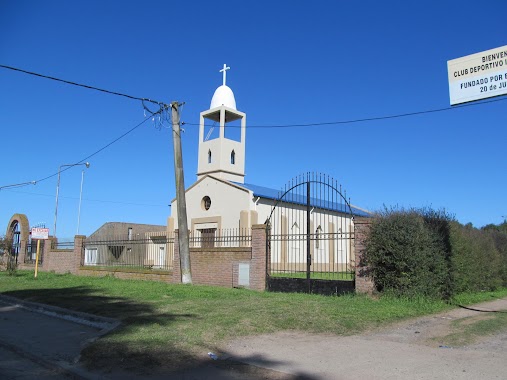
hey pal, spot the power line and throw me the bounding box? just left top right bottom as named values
left=0, top=64, right=166, bottom=106
left=4, top=62, right=505, bottom=130
left=35, top=113, right=157, bottom=185
left=0, top=113, right=158, bottom=190
left=0, top=64, right=175, bottom=190
left=0, top=181, right=37, bottom=191
left=3, top=63, right=505, bottom=188
left=182, top=96, right=507, bottom=128
left=2, top=188, right=167, bottom=207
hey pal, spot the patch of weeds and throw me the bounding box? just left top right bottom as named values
left=436, top=313, right=507, bottom=347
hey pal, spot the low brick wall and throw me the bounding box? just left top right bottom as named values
left=18, top=236, right=84, bottom=275
left=187, top=247, right=251, bottom=288
left=43, top=235, right=84, bottom=274
left=173, top=224, right=268, bottom=290
left=44, top=249, right=76, bottom=273
left=15, top=222, right=373, bottom=295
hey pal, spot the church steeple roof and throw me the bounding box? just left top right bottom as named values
left=210, top=64, right=237, bottom=110
left=197, top=64, right=246, bottom=183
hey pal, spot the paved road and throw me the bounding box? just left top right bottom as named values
left=0, top=344, right=72, bottom=379
left=0, top=296, right=291, bottom=379
left=0, top=296, right=117, bottom=379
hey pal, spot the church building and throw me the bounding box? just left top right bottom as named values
left=169, top=65, right=369, bottom=272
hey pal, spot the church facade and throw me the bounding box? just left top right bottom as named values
left=169, top=65, right=370, bottom=272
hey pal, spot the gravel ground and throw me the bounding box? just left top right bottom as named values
left=1, top=295, right=506, bottom=379
left=223, top=297, right=507, bottom=380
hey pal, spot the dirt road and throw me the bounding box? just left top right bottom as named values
left=224, top=298, right=507, bottom=379
left=1, top=295, right=506, bottom=379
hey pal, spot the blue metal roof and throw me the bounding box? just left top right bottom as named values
left=233, top=182, right=371, bottom=218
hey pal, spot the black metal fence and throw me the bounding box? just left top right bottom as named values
left=51, top=240, right=75, bottom=250
left=268, top=230, right=355, bottom=280
left=266, top=173, right=360, bottom=295
left=49, top=228, right=252, bottom=272
left=189, top=228, right=251, bottom=248
left=24, top=240, right=44, bottom=264
left=83, top=235, right=174, bottom=271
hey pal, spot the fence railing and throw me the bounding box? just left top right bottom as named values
left=51, top=240, right=75, bottom=250
left=24, top=240, right=44, bottom=264
left=268, top=231, right=355, bottom=280
left=189, top=228, right=251, bottom=248
left=83, top=236, right=174, bottom=271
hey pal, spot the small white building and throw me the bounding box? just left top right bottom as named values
left=169, top=66, right=369, bottom=272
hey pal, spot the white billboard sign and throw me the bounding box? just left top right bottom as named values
left=31, top=227, right=49, bottom=239
left=448, top=45, right=507, bottom=105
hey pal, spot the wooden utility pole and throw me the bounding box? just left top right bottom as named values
left=171, top=102, right=192, bottom=284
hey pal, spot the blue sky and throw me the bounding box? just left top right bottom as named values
left=1, top=0, right=506, bottom=239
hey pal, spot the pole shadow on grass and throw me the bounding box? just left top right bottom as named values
left=1, top=288, right=320, bottom=378
left=2, top=286, right=195, bottom=325
left=1, top=286, right=198, bottom=373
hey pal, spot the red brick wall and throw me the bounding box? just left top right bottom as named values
left=354, top=217, right=375, bottom=294
left=250, top=224, right=268, bottom=291
left=173, top=225, right=268, bottom=290
left=40, top=235, right=84, bottom=274
left=187, top=248, right=251, bottom=287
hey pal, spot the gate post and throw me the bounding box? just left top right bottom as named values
left=354, top=217, right=375, bottom=294
left=73, top=235, right=86, bottom=274
left=306, top=179, right=311, bottom=292
left=251, top=224, right=267, bottom=291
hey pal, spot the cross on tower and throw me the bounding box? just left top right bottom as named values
left=219, top=64, right=230, bottom=86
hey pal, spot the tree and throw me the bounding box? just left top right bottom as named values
left=0, top=236, right=16, bottom=275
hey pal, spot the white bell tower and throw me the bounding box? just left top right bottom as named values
left=197, top=64, right=246, bottom=183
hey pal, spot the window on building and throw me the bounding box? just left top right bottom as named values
left=201, top=196, right=211, bottom=211
left=128, top=227, right=132, bottom=241
left=208, top=150, right=212, bottom=163
left=84, top=248, right=98, bottom=266
left=231, top=150, right=235, bottom=164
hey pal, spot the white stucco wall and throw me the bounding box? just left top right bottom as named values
left=171, top=176, right=252, bottom=232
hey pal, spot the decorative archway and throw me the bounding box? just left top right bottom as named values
left=6, top=214, right=29, bottom=257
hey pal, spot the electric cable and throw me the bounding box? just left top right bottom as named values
left=3, top=63, right=505, bottom=129
left=34, top=113, right=159, bottom=185
left=0, top=64, right=165, bottom=106
left=0, top=112, right=160, bottom=190
left=2, top=188, right=168, bottom=207
left=2, top=63, right=506, bottom=190
left=182, top=96, right=507, bottom=128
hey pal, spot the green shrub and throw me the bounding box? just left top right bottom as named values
left=364, top=208, right=506, bottom=300
left=364, top=208, right=451, bottom=299
left=482, top=223, right=507, bottom=287
left=450, top=223, right=502, bottom=292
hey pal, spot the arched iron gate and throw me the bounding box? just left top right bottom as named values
left=266, top=173, right=356, bottom=295
left=9, top=220, right=21, bottom=263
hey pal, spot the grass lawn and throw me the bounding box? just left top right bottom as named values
left=1, top=270, right=506, bottom=373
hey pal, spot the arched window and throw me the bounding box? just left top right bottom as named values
left=231, top=150, right=235, bottom=164
left=208, top=150, right=212, bottom=164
